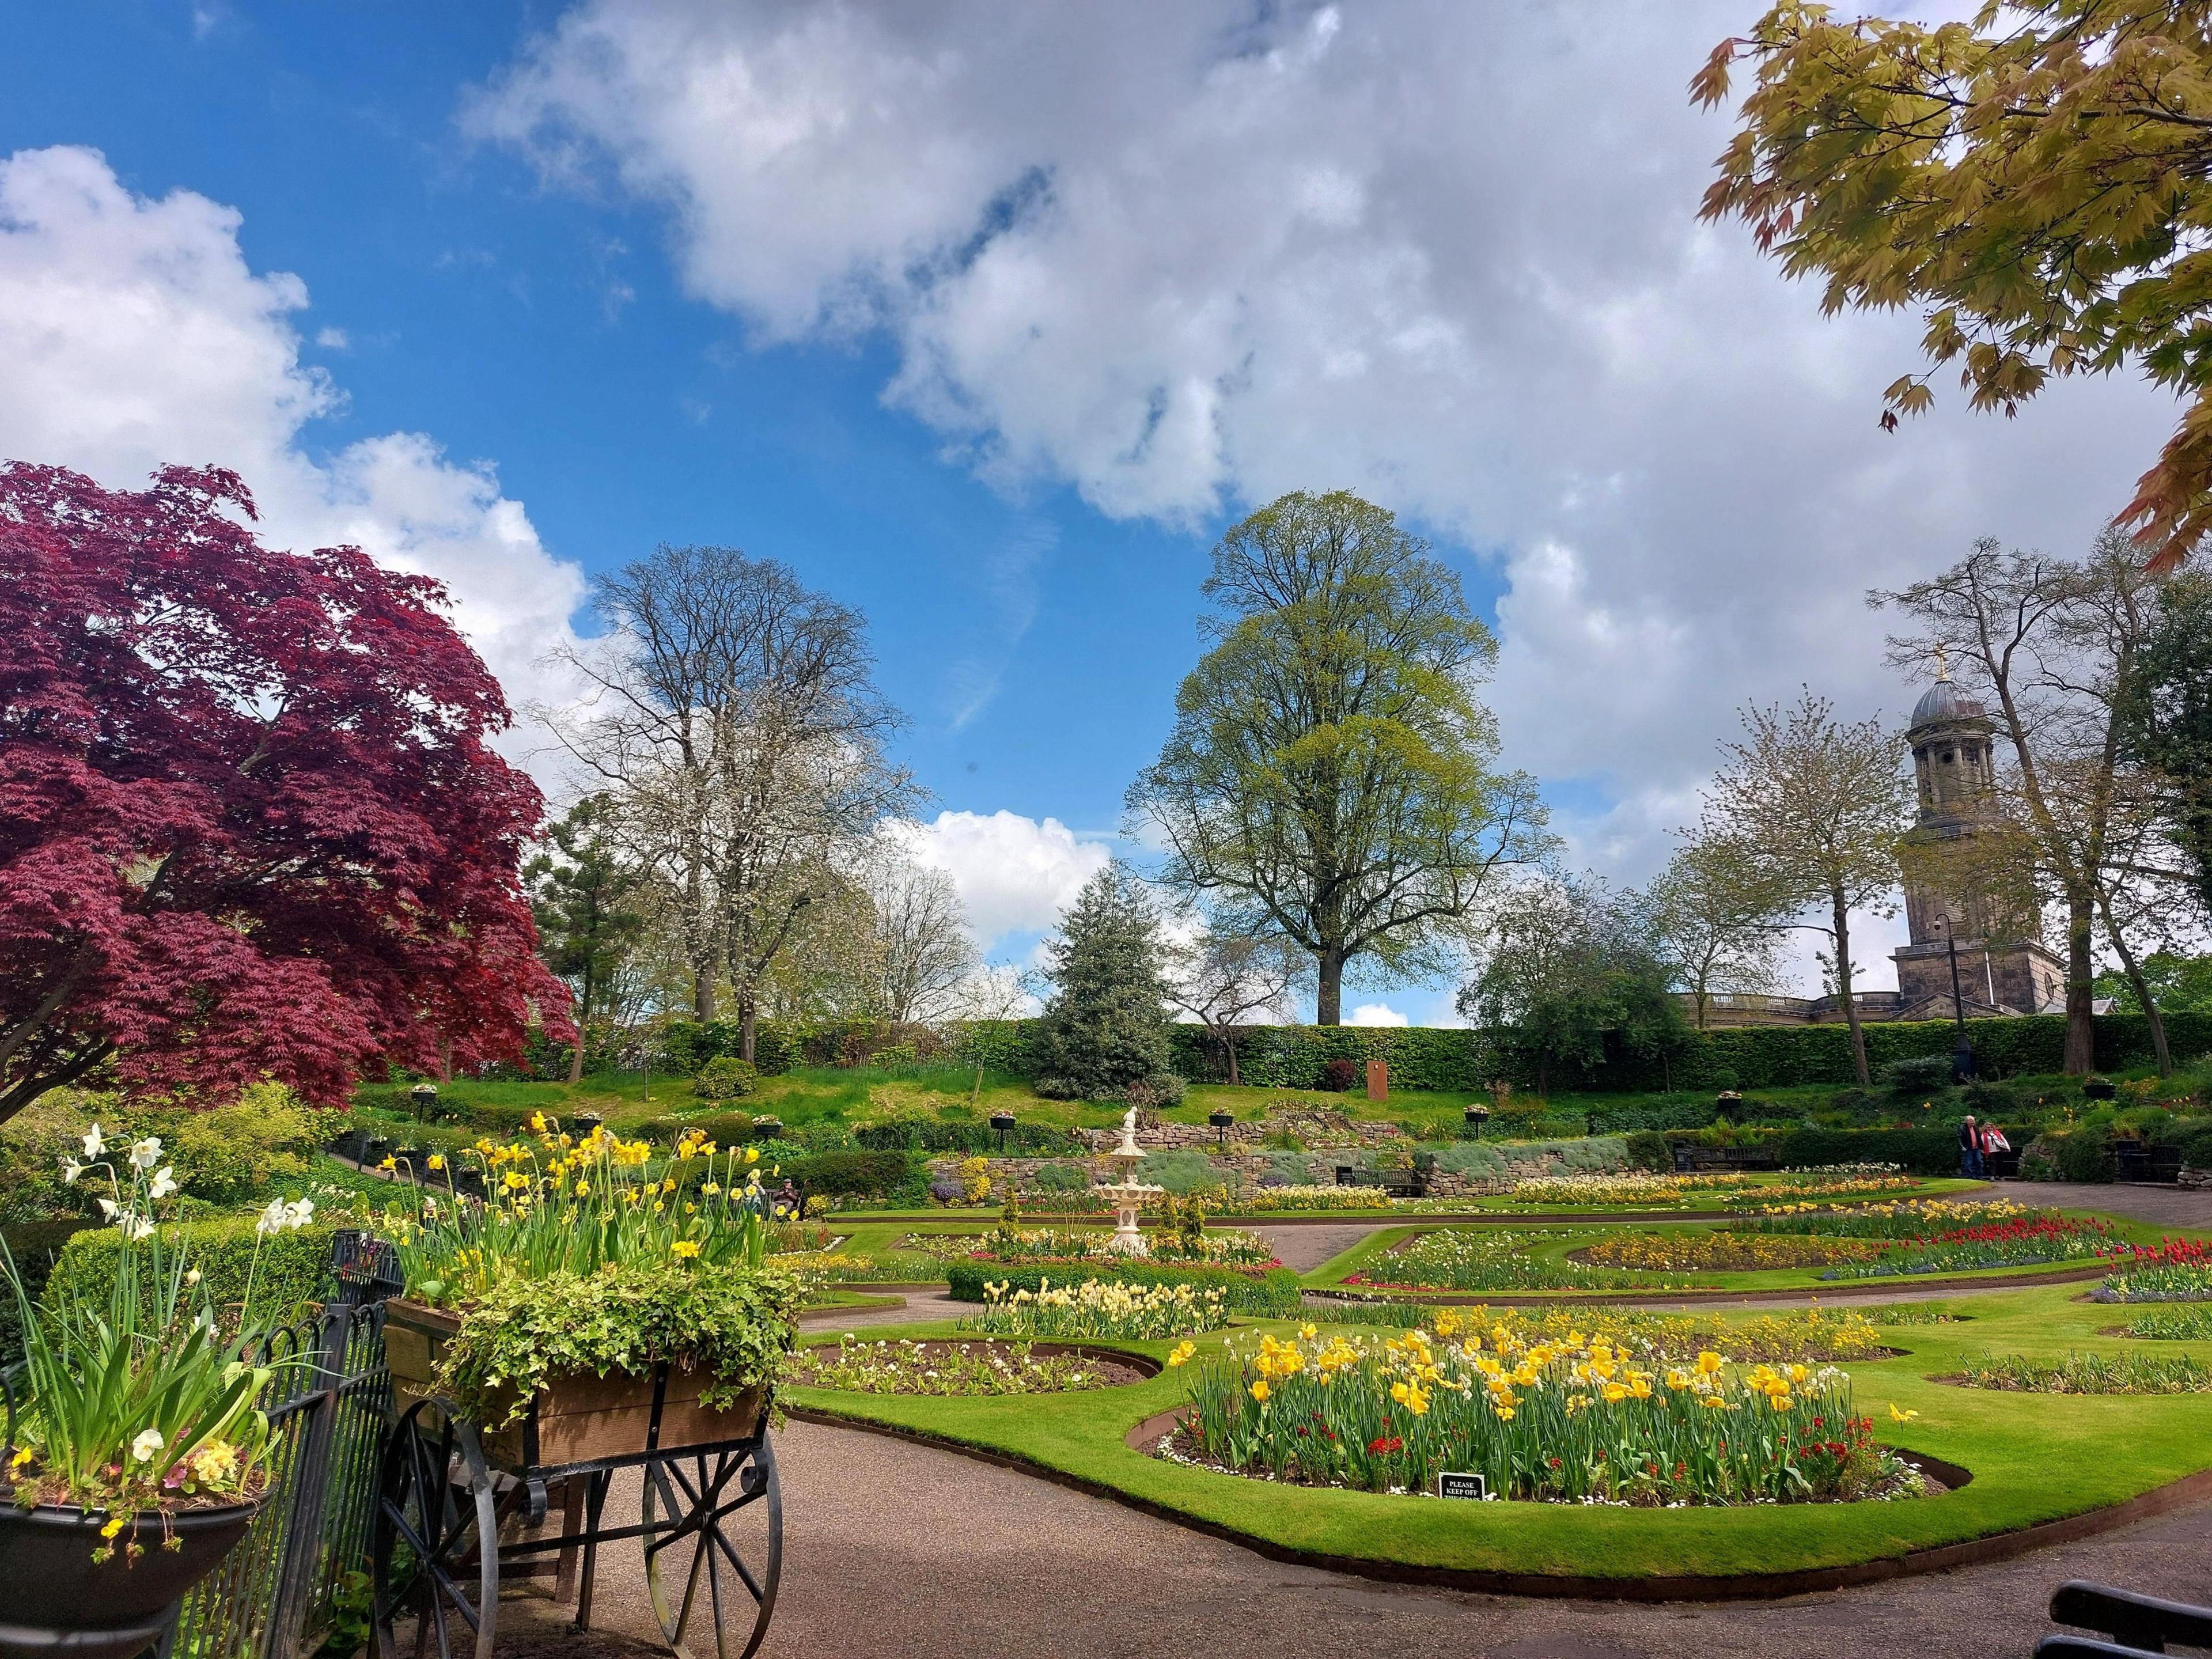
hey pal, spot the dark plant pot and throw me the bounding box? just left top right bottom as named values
left=0, top=1496, right=259, bottom=1659
left=573, top=1112, right=604, bottom=1134
left=2082, top=1080, right=2117, bottom=1101
left=1208, top=1112, right=1233, bottom=1128
left=989, top=1114, right=1017, bottom=1132
left=750, top=1118, right=783, bottom=1139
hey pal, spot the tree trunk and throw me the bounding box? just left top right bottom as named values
left=1832, top=885, right=1869, bottom=1088
left=1537, top=1049, right=1549, bottom=1096
left=2097, top=893, right=2171, bottom=1075
left=2063, top=891, right=2097, bottom=1075
left=1222, top=1028, right=1243, bottom=1087
left=437, top=1035, right=452, bottom=1084
left=566, top=1039, right=584, bottom=1085
left=739, top=995, right=757, bottom=1065
left=1316, top=948, right=1346, bottom=1026
left=693, top=971, right=715, bottom=1023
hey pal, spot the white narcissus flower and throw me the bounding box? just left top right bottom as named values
left=184, top=1268, right=202, bottom=1286
left=129, top=1137, right=162, bottom=1171
left=286, top=1199, right=316, bottom=1229
left=130, top=1428, right=164, bottom=1464
left=60, top=1158, right=82, bottom=1185
left=97, top=1197, right=118, bottom=1219
left=148, top=1167, right=177, bottom=1200
left=124, top=1214, right=155, bottom=1241
left=81, top=1124, right=105, bottom=1157
left=255, top=1198, right=289, bottom=1237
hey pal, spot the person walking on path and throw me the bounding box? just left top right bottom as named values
left=1960, top=1114, right=1984, bottom=1179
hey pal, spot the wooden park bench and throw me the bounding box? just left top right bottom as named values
left=1669, top=1145, right=1781, bottom=1175
left=2037, top=1578, right=2212, bottom=1656
left=1335, top=1165, right=1426, bottom=1199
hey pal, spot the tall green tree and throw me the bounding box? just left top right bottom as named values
left=524, top=796, right=646, bottom=1081
left=1695, top=2, right=2212, bottom=567
left=1031, top=864, right=1182, bottom=1107
left=1458, top=874, right=1688, bottom=1095
left=2119, top=569, right=2212, bottom=914
left=1702, top=690, right=1910, bottom=1088
left=1647, top=832, right=1791, bottom=1028
left=1128, top=490, right=1548, bottom=1025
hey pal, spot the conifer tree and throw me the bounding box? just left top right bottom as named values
left=1031, top=864, right=1184, bottom=1106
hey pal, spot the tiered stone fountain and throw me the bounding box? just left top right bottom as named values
left=1097, top=1106, right=1164, bottom=1256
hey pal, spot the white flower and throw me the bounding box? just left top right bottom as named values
left=147, top=1166, right=177, bottom=1200
left=123, top=1214, right=155, bottom=1241
left=130, top=1428, right=164, bottom=1464
left=81, top=1124, right=105, bottom=1157
left=184, top=1268, right=202, bottom=1286
left=286, top=1199, right=315, bottom=1229
left=255, top=1198, right=289, bottom=1237
left=60, top=1158, right=82, bottom=1185
left=129, top=1137, right=162, bottom=1171
left=97, top=1197, right=118, bottom=1219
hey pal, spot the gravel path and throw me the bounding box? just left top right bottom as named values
left=2002, top=1181, right=2212, bottom=1228
left=493, top=1417, right=2212, bottom=1659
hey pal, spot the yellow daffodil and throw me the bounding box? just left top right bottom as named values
left=672, top=1240, right=702, bottom=1259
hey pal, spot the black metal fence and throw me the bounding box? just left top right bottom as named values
left=168, top=1273, right=393, bottom=1659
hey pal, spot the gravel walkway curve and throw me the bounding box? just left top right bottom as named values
left=493, top=1417, right=2212, bottom=1659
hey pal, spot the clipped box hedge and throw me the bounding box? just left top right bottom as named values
left=787, top=1150, right=912, bottom=1199
left=43, top=1217, right=336, bottom=1332
left=944, top=1260, right=1303, bottom=1317
left=1771, top=1125, right=1966, bottom=1177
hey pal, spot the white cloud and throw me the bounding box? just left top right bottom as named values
left=1346, top=1002, right=1409, bottom=1028
left=885, top=809, right=1111, bottom=952
left=473, top=0, right=2181, bottom=944
left=0, top=145, right=587, bottom=755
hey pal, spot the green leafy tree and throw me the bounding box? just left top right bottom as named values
left=1702, top=690, right=1909, bottom=1088
left=1695, top=2, right=2212, bottom=566
left=1031, top=865, right=1182, bottom=1106
left=524, top=796, right=646, bottom=1082
left=2096, top=952, right=2212, bottom=1017
left=1647, top=832, right=1791, bottom=1028
left=1459, top=874, right=1690, bottom=1095
left=1128, top=490, right=1549, bottom=1025
left=2119, top=569, right=2212, bottom=913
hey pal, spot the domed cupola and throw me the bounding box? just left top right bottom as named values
left=1909, top=653, right=1983, bottom=730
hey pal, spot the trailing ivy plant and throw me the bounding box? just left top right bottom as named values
left=433, top=1257, right=805, bottom=1429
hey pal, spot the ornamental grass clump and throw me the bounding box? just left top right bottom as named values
left=2122, top=1303, right=2212, bottom=1340
left=1169, top=1323, right=1912, bottom=1504
left=1957, top=1350, right=2212, bottom=1394
left=1347, top=1230, right=1696, bottom=1293
left=2093, top=1238, right=2212, bottom=1303
left=4, top=1125, right=310, bottom=1560
left=963, top=1277, right=1232, bottom=1340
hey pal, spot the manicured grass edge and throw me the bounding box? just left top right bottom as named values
left=781, top=1398, right=2212, bottom=1602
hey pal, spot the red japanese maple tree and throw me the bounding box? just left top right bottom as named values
left=0, top=462, right=574, bottom=1124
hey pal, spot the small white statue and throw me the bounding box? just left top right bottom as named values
left=1115, top=1105, right=1143, bottom=1158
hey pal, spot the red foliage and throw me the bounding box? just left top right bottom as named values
left=0, top=463, right=573, bottom=1120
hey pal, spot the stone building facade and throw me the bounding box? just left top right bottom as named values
left=1888, top=667, right=2065, bottom=1019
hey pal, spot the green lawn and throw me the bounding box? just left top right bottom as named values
left=780, top=1281, right=2212, bottom=1583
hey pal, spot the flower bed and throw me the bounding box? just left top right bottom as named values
left=1819, top=1215, right=2118, bottom=1280
left=944, top=1259, right=1304, bottom=1316
left=1345, top=1230, right=1698, bottom=1293
left=2120, top=1303, right=2212, bottom=1339
left=1721, top=1173, right=1921, bottom=1208
left=2092, top=1239, right=2212, bottom=1303
left=1319, top=1302, right=1892, bottom=1363
left=1582, top=1232, right=1889, bottom=1271
left=1734, top=1199, right=2036, bottom=1239
left=793, top=1336, right=1145, bottom=1396
left=961, top=1277, right=1232, bottom=1340
left=1954, top=1350, right=2212, bottom=1395
left=1233, top=1185, right=1396, bottom=1213
left=1164, top=1324, right=1919, bottom=1505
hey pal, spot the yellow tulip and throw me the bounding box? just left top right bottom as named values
left=1249, top=1380, right=1270, bottom=1402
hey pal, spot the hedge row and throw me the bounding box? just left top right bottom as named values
left=1770, top=1126, right=1967, bottom=1177
left=976, top=1012, right=2212, bottom=1094
left=42, top=1218, right=336, bottom=1332
left=944, top=1260, right=1304, bottom=1317
left=0, top=1219, right=96, bottom=1359
left=853, top=1119, right=1078, bottom=1155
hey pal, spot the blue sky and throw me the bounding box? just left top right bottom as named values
left=0, top=2, right=2181, bottom=1021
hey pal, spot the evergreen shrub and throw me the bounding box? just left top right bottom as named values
left=44, top=1217, right=335, bottom=1331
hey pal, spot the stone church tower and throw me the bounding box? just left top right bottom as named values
left=1890, top=662, right=2066, bottom=1018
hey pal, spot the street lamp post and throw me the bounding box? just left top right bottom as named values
left=1937, top=915, right=1976, bottom=1082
